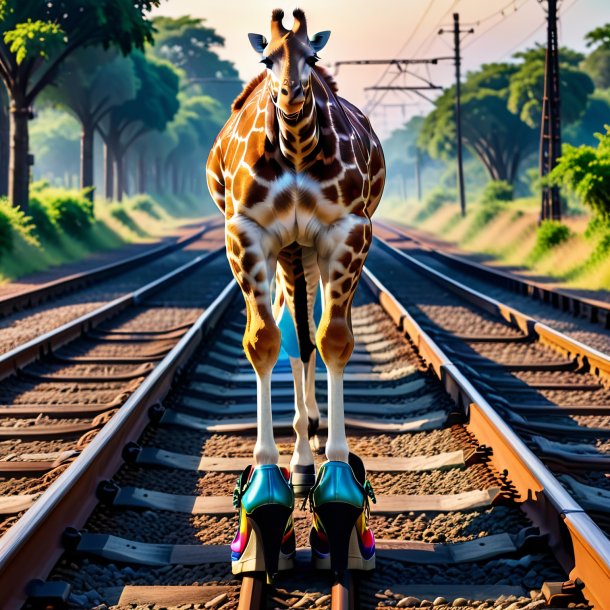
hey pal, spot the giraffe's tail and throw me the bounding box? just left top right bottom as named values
left=276, top=244, right=320, bottom=362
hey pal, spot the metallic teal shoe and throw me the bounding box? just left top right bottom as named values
left=231, top=464, right=295, bottom=580
left=309, top=454, right=376, bottom=573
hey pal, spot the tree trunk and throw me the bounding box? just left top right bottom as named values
left=172, top=163, right=179, bottom=195
left=104, top=143, right=114, bottom=201
left=81, top=121, right=94, bottom=201
left=9, top=96, right=31, bottom=212
left=138, top=151, right=146, bottom=194
left=155, top=157, right=163, bottom=193
left=116, top=153, right=124, bottom=202
left=0, top=101, right=9, bottom=198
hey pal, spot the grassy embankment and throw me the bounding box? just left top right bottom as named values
left=0, top=184, right=216, bottom=284
left=380, top=191, right=610, bottom=292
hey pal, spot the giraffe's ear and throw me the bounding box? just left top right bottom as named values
left=310, top=31, right=331, bottom=52
left=248, top=33, right=268, bottom=54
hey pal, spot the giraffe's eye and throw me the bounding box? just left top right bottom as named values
left=306, top=55, right=319, bottom=67
left=260, top=57, right=273, bottom=69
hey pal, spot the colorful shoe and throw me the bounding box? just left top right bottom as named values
left=230, top=464, right=295, bottom=580
left=309, top=453, right=376, bottom=573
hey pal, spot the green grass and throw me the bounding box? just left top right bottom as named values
left=0, top=191, right=208, bottom=284
left=404, top=189, right=610, bottom=291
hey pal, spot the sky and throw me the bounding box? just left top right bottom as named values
left=151, top=0, right=609, bottom=140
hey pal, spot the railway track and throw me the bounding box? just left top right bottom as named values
left=0, top=219, right=222, bottom=355
left=375, top=220, right=610, bottom=352
left=0, top=231, right=605, bottom=609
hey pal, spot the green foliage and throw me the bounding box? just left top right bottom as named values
left=419, top=62, right=535, bottom=184
left=508, top=45, right=593, bottom=128
left=585, top=23, right=610, bottom=49
left=128, top=195, right=161, bottom=219
left=415, top=188, right=455, bottom=222
left=3, top=18, right=64, bottom=64
left=463, top=201, right=506, bottom=242
left=531, top=221, right=571, bottom=261
left=582, top=47, right=610, bottom=90
left=151, top=16, right=240, bottom=111
left=481, top=180, right=513, bottom=205
left=30, top=187, right=94, bottom=237
left=549, top=126, right=610, bottom=220
left=0, top=197, right=38, bottom=256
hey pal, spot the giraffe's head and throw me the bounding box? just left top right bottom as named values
left=248, top=9, right=330, bottom=117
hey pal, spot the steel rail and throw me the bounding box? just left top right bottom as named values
left=362, top=246, right=610, bottom=609
left=377, top=219, right=610, bottom=329
left=375, top=235, right=610, bottom=380
left=0, top=279, right=238, bottom=608
left=0, top=217, right=221, bottom=318
left=0, top=246, right=226, bottom=380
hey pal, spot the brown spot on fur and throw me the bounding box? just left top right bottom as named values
left=299, top=192, right=316, bottom=210
left=242, top=251, right=257, bottom=271
left=274, top=191, right=293, bottom=214
left=345, top=226, right=365, bottom=252
left=338, top=252, right=351, bottom=268
left=322, top=184, right=339, bottom=202
left=242, top=180, right=269, bottom=208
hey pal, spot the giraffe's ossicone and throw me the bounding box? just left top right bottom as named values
left=206, top=8, right=385, bottom=579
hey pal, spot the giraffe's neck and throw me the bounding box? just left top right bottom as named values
left=275, top=84, right=319, bottom=172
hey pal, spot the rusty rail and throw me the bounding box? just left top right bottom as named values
left=377, top=219, right=610, bottom=329
left=0, top=280, right=238, bottom=608
left=362, top=248, right=610, bottom=609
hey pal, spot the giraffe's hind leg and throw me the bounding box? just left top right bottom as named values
left=277, top=245, right=320, bottom=494
left=226, top=216, right=280, bottom=465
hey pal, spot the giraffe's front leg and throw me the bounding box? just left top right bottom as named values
left=226, top=216, right=280, bottom=465
left=225, top=216, right=296, bottom=580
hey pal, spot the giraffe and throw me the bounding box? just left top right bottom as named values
left=206, top=8, right=385, bottom=578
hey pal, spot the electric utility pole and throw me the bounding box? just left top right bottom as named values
left=539, top=0, right=562, bottom=222
left=439, top=14, right=473, bottom=217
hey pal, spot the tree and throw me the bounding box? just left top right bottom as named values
left=420, top=63, right=536, bottom=184
left=508, top=45, right=594, bottom=127
left=41, top=47, right=138, bottom=200
left=150, top=16, right=241, bottom=111
left=583, top=24, right=610, bottom=90
left=98, top=52, right=179, bottom=201
left=549, top=126, right=610, bottom=220
left=0, top=0, right=160, bottom=211
left=162, top=95, right=224, bottom=197
left=564, top=92, right=610, bottom=147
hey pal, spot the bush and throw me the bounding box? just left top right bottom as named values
left=0, top=198, right=39, bottom=256
left=549, top=126, right=610, bottom=220
left=530, top=221, right=571, bottom=261
left=415, top=188, right=456, bottom=222
left=480, top=180, right=513, bottom=206
left=128, top=194, right=162, bottom=219
left=30, top=187, right=94, bottom=238
left=29, top=198, right=61, bottom=241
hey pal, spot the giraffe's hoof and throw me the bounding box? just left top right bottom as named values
left=290, top=463, right=316, bottom=498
